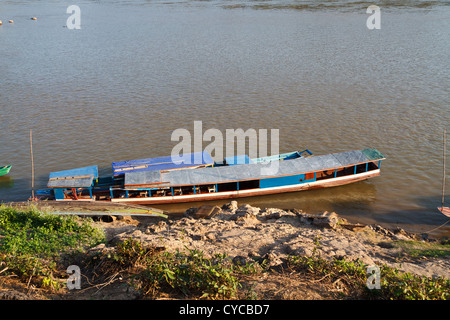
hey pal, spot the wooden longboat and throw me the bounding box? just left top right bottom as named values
left=37, top=148, right=385, bottom=205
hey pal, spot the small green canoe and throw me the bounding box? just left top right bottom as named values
left=0, top=165, right=12, bottom=176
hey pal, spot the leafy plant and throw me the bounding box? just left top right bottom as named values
left=287, top=255, right=450, bottom=300
left=138, top=247, right=240, bottom=299
left=0, top=205, right=105, bottom=290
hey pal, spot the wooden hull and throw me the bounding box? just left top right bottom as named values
left=438, top=207, right=450, bottom=218
left=110, top=169, right=380, bottom=205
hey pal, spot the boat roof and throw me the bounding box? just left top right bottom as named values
left=124, top=148, right=385, bottom=188
left=112, top=151, right=214, bottom=176
left=47, top=165, right=98, bottom=188
left=225, top=154, right=253, bottom=165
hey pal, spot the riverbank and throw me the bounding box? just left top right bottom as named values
left=0, top=202, right=449, bottom=300
left=100, top=201, right=450, bottom=279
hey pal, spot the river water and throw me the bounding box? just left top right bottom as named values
left=0, top=0, right=449, bottom=236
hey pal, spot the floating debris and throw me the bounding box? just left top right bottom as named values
left=8, top=20, right=13, bottom=23
left=0, top=20, right=2, bottom=26
left=31, top=17, right=37, bottom=20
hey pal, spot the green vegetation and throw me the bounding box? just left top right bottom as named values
left=391, top=240, right=450, bottom=258
left=288, top=255, right=450, bottom=300
left=140, top=248, right=261, bottom=299
left=91, top=239, right=258, bottom=299
left=0, top=205, right=105, bottom=290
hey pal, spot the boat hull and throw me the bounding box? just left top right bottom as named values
left=0, top=165, right=12, bottom=177
left=110, top=169, right=380, bottom=205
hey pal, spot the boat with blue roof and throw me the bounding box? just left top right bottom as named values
left=36, top=148, right=385, bottom=205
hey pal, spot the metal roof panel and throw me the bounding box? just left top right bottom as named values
left=113, top=151, right=213, bottom=175
left=47, top=165, right=98, bottom=188
left=332, top=150, right=368, bottom=167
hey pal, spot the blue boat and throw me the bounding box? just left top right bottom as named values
left=37, top=148, right=385, bottom=204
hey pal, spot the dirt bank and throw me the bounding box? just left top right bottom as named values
left=99, top=201, right=450, bottom=280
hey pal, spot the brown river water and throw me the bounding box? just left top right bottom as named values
left=0, top=1, right=449, bottom=236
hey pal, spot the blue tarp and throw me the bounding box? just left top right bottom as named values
left=225, top=155, right=253, bottom=165
left=112, top=151, right=214, bottom=176
left=47, top=165, right=98, bottom=188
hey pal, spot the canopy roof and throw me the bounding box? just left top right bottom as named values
left=124, top=148, right=385, bottom=188
left=47, top=165, right=98, bottom=188
left=112, top=151, right=214, bottom=176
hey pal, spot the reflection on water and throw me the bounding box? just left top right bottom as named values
left=0, top=177, right=14, bottom=190
left=0, top=0, right=449, bottom=236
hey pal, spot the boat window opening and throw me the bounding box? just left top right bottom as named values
left=316, top=170, right=335, bottom=181
left=199, top=185, right=216, bottom=193
left=78, top=188, right=94, bottom=199
left=94, top=191, right=110, bottom=201
left=217, top=182, right=238, bottom=192
left=129, top=190, right=148, bottom=198
left=111, top=189, right=126, bottom=199
left=367, top=161, right=379, bottom=171
left=173, top=187, right=183, bottom=195
left=179, top=186, right=195, bottom=195
left=239, top=180, right=260, bottom=190
left=335, top=166, right=356, bottom=177
left=63, top=189, right=71, bottom=200
left=67, top=188, right=89, bottom=199
left=355, top=163, right=367, bottom=174
left=154, top=189, right=167, bottom=197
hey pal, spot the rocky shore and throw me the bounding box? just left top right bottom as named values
left=99, top=201, right=450, bottom=280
